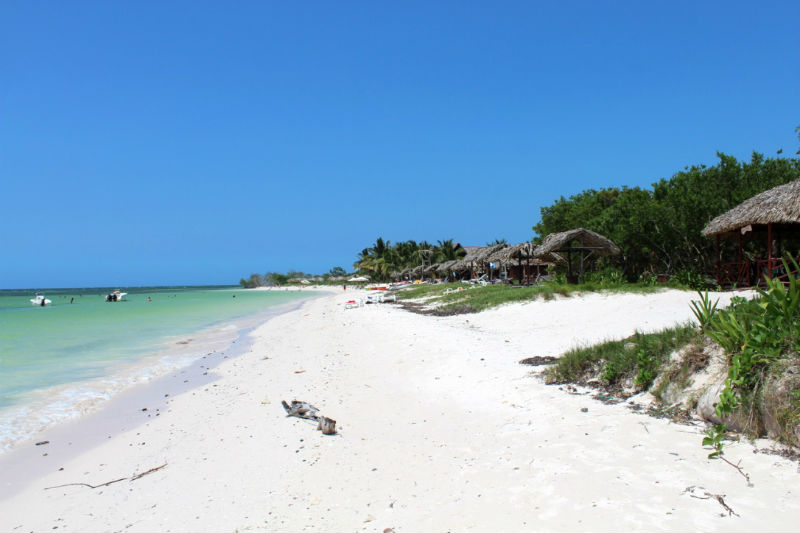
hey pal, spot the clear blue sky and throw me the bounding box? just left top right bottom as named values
left=2, top=1, right=798, bottom=288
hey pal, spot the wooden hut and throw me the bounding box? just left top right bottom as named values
left=534, top=228, right=620, bottom=283
left=435, top=260, right=460, bottom=279
left=448, top=246, right=485, bottom=280
left=488, top=242, right=564, bottom=284
left=472, top=244, right=509, bottom=280
left=702, top=179, right=800, bottom=288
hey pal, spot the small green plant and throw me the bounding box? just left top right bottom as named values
left=639, top=272, right=658, bottom=286
left=634, top=349, right=659, bottom=389
left=689, top=291, right=719, bottom=329
left=702, top=423, right=727, bottom=459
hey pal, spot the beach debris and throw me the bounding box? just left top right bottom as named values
left=317, top=417, right=337, bottom=435
left=683, top=486, right=739, bottom=517
left=281, top=400, right=337, bottom=435
left=35, top=440, right=50, bottom=446
left=519, top=356, right=557, bottom=366
left=580, top=407, right=589, bottom=413
left=44, top=463, right=167, bottom=491
left=282, top=400, right=320, bottom=420
left=294, top=370, right=306, bottom=374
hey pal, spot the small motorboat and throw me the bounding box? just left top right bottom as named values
left=105, top=289, right=128, bottom=302
left=30, top=293, right=52, bottom=306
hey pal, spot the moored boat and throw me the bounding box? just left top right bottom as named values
left=30, top=293, right=52, bottom=306
left=105, top=289, right=128, bottom=302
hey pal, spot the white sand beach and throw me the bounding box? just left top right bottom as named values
left=2, top=288, right=799, bottom=532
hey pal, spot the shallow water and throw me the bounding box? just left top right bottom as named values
left=0, top=286, right=311, bottom=452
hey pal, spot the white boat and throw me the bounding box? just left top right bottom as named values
left=105, top=289, right=128, bottom=302
left=30, top=293, right=52, bottom=306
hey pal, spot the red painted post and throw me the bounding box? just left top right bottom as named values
left=767, top=223, right=773, bottom=280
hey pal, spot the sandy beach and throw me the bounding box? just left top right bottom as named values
left=2, top=288, right=799, bottom=532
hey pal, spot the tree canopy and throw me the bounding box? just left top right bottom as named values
left=533, top=152, right=800, bottom=279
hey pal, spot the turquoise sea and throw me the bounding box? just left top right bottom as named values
left=0, top=286, right=311, bottom=453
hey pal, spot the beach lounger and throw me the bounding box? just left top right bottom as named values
left=344, top=298, right=364, bottom=309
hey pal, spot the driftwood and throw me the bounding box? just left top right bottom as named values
left=317, top=417, right=337, bottom=435
left=45, top=462, right=167, bottom=491
left=281, top=399, right=337, bottom=435
left=684, top=486, right=739, bottom=517
left=281, top=400, right=320, bottom=420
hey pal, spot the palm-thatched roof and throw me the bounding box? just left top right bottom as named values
left=534, top=228, right=620, bottom=257
left=436, top=259, right=459, bottom=273
left=488, top=242, right=565, bottom=265
left=448, top=246, right=484, bottom=272
left=702, top=179, right=800, bottom=237
left=473, top=243, right=508, bottom=263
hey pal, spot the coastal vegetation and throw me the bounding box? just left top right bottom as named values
left=532, top=152, right=800, bottom=282
left=543, top=257, right=800, bottom=451
left=239, top=268, right=346, bottom=288
left=342, top=152, right=800, bottom=285
left=241, top=151, right=799, bottom=288
left=353, top=238, right=466, bottom=281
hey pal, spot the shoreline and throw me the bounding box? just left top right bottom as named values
left=2, top=287, right=800, bottom=531
left=0, top=291, right=326, bottom=500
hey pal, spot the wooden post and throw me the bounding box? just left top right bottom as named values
left=715, top=236, right=720, bottom=286
left=767, top=223, right=773, bottom=279
left=737, top=231, right=746, bottom=286
left=567, top=249, right=573, bottom=282
left=317, top=417, right=337, bottom=435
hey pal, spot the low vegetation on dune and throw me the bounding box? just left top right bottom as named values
left=543, top=257, right=800, bottom=454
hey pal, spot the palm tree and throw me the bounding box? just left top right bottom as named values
left=435, top=239, right=466, bottom=262
left=354, top=237, right=395, bottom=281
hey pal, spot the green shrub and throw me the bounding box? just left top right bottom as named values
left=674, top=268, right=715, bottom=290
left=700, top=255, right=800, bottom=455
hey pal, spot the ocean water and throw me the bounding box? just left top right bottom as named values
left=0, top=286, right=311, bottom=453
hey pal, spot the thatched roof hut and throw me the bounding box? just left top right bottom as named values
left=489, top=242, right=565, bottom=266
left=534, top=228, right=620, bottom=283
left=702, top=179, right=800, bottom=237
left=436, top=260, right=459, bottom=273
left=534, top=228, right=621, bottom=257
left=448, top=246, right=485, bottom=274
left=701, top=179, right=800, bottom=287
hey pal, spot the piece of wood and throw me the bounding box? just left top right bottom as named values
left=281, top=400, right=320, bottom=420
left=130, top=462, right=167, bottom=481
left=45, top=478, right=127, bottom=490
left=44, top=462, right=168, bottom=491
left=317, top=417, right=337, bottom=435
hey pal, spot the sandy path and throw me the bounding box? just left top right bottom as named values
left=1, top=288, right=798, bottom=532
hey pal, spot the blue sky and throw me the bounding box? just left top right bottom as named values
left=2, top=1, right=798, bottom=288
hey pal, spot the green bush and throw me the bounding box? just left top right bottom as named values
left=674, top=268, right=715, bottom=290
left=700, top=256, right=800, bottom=454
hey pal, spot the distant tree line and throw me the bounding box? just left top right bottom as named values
left=239, top=267, right=348, bottom=288
left=243, top=148, right=800, bottom=288
left=533, top=152, right=800, bottom=280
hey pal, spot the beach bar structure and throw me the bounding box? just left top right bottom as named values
left=534, top=228, right=620, bottom=284
left=702, top=179, right=800, bottom=288
left=486, top=242, right=564, bottom=284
